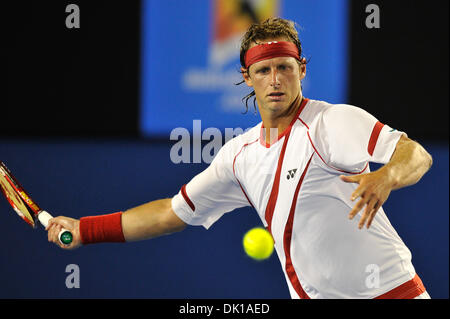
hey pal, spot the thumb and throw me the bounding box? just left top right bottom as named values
left=339, top=174, right=362, bottom=183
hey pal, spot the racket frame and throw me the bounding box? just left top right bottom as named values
left=0, top=162, right=73, bottom=245
left=0, top=162, right=41, bottom=227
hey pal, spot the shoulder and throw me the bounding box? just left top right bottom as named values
left=302, top=99, right=376, bottom=129
left=322, top=103, right=374, bottom=121
left=299, top=99, right=333, bottom=127
left=321, top=103, right=379, bottom=138
left=307, top=99, right=369, bottom=118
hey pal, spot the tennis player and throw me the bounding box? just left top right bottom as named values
left=47, top=18, right=433, bottom=299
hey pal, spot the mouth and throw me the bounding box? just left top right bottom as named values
left=267, top=92, right=285, bottom=101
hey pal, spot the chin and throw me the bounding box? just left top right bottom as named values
left=266, top=103, right=289, bottom=113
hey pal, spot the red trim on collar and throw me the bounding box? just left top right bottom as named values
left=260, top=98, right=309, bottom=148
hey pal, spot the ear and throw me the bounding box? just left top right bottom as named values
left=299, top=58, right=306, bottom=81
left=241, top=67, right=253, bottom=87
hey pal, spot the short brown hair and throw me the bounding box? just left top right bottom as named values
left=239, top=17, right=303, bottom=69
left=237, top=17, right=305, bottom=113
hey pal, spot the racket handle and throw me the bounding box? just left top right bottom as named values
left=38, top=211, right=73, bottom=245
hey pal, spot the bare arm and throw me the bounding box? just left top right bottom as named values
left=340, top=135, right=433, bottom=229
left=47, top=197, right=187, bottom=248
left=378, top=135, right=433, bottom=190
left=121, top=198, right=186, bottom=241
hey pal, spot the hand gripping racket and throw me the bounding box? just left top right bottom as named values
left=0, top=162, right=73, bottom=245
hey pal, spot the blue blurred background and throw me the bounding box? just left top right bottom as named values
left=2, top=0, right=448, bottom=298
left=140, top=0, right=348, bottom=136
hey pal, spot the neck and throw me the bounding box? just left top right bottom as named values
left=261, top=94, right=303, bottom=145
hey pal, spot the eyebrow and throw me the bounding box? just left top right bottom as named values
left=255, top=65, right=270, bottom=71
left=254, top=61, right=293, bottom=71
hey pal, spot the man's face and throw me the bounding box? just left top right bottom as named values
left=242, top=38, right=306, bottom=116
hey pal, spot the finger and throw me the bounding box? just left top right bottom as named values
left=350, top=184, right=368, bottom=201
left=365, top=209, right=376, bottom=229
left=348, top=195, right=369, bottom=220
left=358, top=196, right=377, bottom=229
left=48, top=226, right=56, bottom=243
left=48, top=224, right=58, bottom=243
left=46, top=218, right=56, bottom=231
left=52, top=217, right=73, bottom=231
left=46, top=218, right=60, bottom=231
left=50, top=224, right=62, bottom=244
left=366, top=201, right=382, bottom=229
left=47, top=223, right=55, bottom=238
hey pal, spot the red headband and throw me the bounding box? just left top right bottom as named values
left=244, top=41, right=300, bottom=69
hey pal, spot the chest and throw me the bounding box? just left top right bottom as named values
left=234, top=124, right=315, bottom=217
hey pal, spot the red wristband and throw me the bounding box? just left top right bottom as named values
left=80, top=212, right=125, bottom=244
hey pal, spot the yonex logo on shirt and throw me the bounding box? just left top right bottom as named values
left=286, top=169, right=297, bottom=180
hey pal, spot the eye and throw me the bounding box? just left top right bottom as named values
left=256, top=67, right=270, bottom=74
left=278, top=64, right=292, bottom=71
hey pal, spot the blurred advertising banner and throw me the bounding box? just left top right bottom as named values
left=140, top=0, right=348, bottom=137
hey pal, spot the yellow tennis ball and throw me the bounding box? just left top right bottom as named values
left=243, top=227, right=274, bottom=260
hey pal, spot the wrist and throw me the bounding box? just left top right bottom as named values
left=379, top=164, right=400, bottom=189
left=79, top=212, right=125, bottom=245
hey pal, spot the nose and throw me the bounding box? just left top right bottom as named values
left=270, top=69, right=280, bottom=88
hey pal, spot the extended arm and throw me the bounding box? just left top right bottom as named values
left=47, top=198, right=187, bottom=249
left=121, top=198, right=186, bottom=241
left=340, top=135, right=433, bottom=229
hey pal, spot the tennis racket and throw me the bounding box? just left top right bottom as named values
left=0, top=161, right=73, bottom=245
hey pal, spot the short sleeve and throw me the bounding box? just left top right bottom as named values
left=171, top=140, right=251, bottom=229
left=312, top=104, right=406, bottom=172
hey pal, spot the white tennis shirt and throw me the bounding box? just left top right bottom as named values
left=171, top=98, right=426, bottom=299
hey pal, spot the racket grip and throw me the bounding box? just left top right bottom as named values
left=38, top=211, right=73, bottom=245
